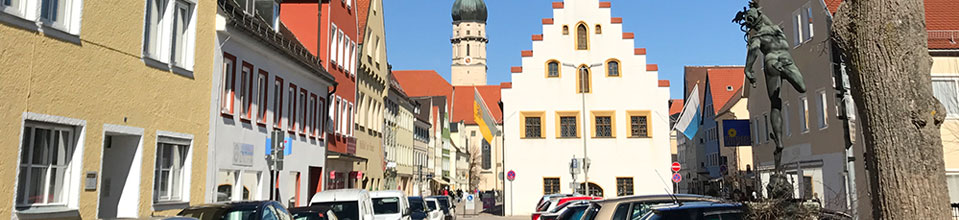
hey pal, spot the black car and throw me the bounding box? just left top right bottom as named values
left=290, top=205, right=339, bottom=220
left=407, top=196, right=430, bottom=220
left=427, top=196, right=455, bottom=220
left=177, top=200, right=293, bottom=220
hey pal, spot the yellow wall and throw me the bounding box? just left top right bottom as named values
left=936, top=55, right=959, bottom=170
left=0, top=0, right=214, bottom=218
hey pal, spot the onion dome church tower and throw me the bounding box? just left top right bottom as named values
left=451, top=0, right=489, bottom=86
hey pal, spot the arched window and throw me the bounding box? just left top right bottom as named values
left=466, top=44, right=470, bottom=56
left=546, top=60, right=560, bottom=77
left=578, top=65, right=590, bottom=93
left=576, top=23, right=588, bottom=50
left=595, top=24, right=602, bottom=34
left=579, top=182, right=604, bottom=197
left=562, top=25, right=569, bottom=35
left=606, top=60, right=620, bottom=77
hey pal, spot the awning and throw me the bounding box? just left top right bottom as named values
left=432, top=177, right=450, bottom=185
left=327, top=151, right=368, bottom=162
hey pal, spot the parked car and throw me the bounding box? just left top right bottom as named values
left=539, top=200, right=591, bottom=220
left=427, top=195, right=455, bottom=220
left=532, top=196, right=601, bottom=220
left=310, top=189, right=376, bottom=220
left=408, top=196, right=443, bottom=220
left=534, top=194, right=578, bottom=212
left=637, top=201, right=745, bottom=220
left=177, top=200, right=293, bottom=220
left=370, top=190, right=411, bottom=220
left=580, top=194, right=725, bottom=220
left=290, top=205, right=340, bottom=220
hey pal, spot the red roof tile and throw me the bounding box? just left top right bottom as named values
left=393, top=70, right=454, bottom=112
left=511, top=66, right=523, bottom=73
left=355, top=0, right=371, bottom=44
left=646, top=64, right=658, bottom=71
left=685, top=66, right=743, bottom=111
left=926, top=0, right=959, bottom=49
left=611, top=17, right=623, bottom=24
left=542, top=18, right=554, bottom=24
left=452, top=85, right=503, bottom=125
left=500, top=82, right=512, bottom=88
left=634, top=48, right=646, bottom=55
left=825, top=0, right=841, bottom=15
left=552, top=2, right=564, bottom=9
left=599, top=1, right=611, bottom=8
left=623, top=32, right=634, bottom=39
left=658, top=80, right=670, bottom=87
left=706, top=67, right=746, bottom=115
left=532, top=34, right=544, bottom=41
left=521, top=50, right=533, bottom=57
left=669, top=99, right=684, bottom=116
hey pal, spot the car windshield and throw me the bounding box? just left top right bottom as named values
left=373, top=197, right=401, bottom=214
left=537, top=201, right=552, bottom=212
left=560, top=206, right=588, bottom=220
left=436, top=198, right=450, bottom=209
left=292, top=211, right=327, bottom=220
left=409, top=198, right=427, bottom=212
left=315, top=201, right=361, bottom=220
left=178, top=206, right=258, bottom=220
left=580, top=203, right=601, bottom=220
left=426, top=200, right=438, bottom=210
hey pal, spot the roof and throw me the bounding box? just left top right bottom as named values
left=393, top=70, right=453, bottom=99
left=706, top=67, right=745, bottom=115
left=310, top=189, right=370, bottom=204
left=356, top=0, right=371, bottom=44
left=669, top=99, right=684, bottom=116
left=452, top=0, right=488, bottom=23
left=925, top=0, right=959, bottom=49
left=452, top=85, right=503, bottom=124
left=684, top=66, right=741, bottom=112
left=825, top=0, right=841, bottom=15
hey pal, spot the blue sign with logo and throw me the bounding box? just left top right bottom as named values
left=722, top=120, right=751, bottom=146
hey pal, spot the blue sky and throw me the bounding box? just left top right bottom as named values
left=383, top=0, right=748, bottom=99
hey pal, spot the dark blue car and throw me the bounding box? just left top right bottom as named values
left=177, top=200, right=294, bottom=220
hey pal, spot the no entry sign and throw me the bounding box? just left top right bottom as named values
left=671, top=162, right=681, bottom=172
left=672, top=173, right=682, bottom=183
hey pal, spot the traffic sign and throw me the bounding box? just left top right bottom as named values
left=671, top=162, right=681, bottom=172
left=672, top=173, right=682, bottom=183
left=507, top=170, right=516, bottom=181
left=465, top=194, right=475, bottom=211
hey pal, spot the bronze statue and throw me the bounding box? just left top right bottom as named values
left=734, top=0, right=806, bottom=199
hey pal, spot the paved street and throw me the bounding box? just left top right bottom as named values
left=453, top=197, right=528, bottom=220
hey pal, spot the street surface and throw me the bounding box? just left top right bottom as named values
left=454, top=197, right=528, bottom=220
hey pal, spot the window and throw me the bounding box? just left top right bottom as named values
left=792, top=9, right=802, bottom=46
left=471, top=131, right=476, bottom=137
left=17, top=122, right=76, bottom=206
left=252, top=0, right=279, bottom=31
left=577, top=65, right=591, bottom=93
left=310, top=94, right=319, bottom=137
left=546, top=60, right=561, bottom=78
left=606, top=59, right=620, bottom=77
left=629, top=115, right=649, bottom=138
left=806, top=6, right=814, bottom=40
left=784, top=102, right=791, bottom=136
left=300, top=89, right=308, bottom=134
left=595, top=24, right=602, bottom=34
left=763, top=113, right=770, bottom=142
left=800, top=96, right=809, bottom=132
left=155, top=137, right=190, bottom=202
left=240, top=62, right=254, bottom=120
left=144, top=0, right=196, bottom=70
left=616, top=177, right=634, bottom=196
left=333, top=98, right=340, bottom=134
left=257, top=70, right=269, bottom=124
left=330, top=25, right=338, bottom=65
left=288, top=84, right=298, bottom=132
left=562, top=25, right=569, bottom=35
left=593, top=111, right=615, bottom=138
left=220, top=53, right=237, bottom=115
left=819, top=91, right=828, bottom=129
left=466, top=44, right=470, bottom=56
left=543, top=178, right=560, bottom=194
left=337, top=31, right=345, bottom=69
left=273, top=77, right=284, bottom=128
left=933, top=77, right=959, bottom=118
left=560, top=116, right=577, bottom=138
left=576, top=23, right=588, bottom=50
left=521, top=112, right=544, bottom=138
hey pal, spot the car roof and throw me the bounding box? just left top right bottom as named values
left=558, top=196, right=602, bottom=203
left=370, top=190, right=406, bottom=198
left=311, top=189, right=370, bottom=204
left=290, top=205, right=334, bottom=213
left=649, top=201, right=743, bottom=212
left=427, top=195, right=450, bottom=199
left=593, top=194, right=721, bottom=204
left=184, top=200, right=272, bottom=209
left=424, top=197, right=438, bottom=201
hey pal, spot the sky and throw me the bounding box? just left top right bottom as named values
left=383, top=0, right=749, bottom=99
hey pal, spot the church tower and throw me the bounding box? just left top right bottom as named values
left=451, top=0, right=488, bottom=86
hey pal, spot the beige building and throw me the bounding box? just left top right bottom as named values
left=926, top=0, right=959, bottom=203
left=355, top=0, right=388, bottom=191
left=0, top=0, right=213, bottom=218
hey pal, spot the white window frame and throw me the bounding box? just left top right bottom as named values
left=330, top=24, right=339, bottom=65
left=805, top=5, right=814, bottom=40
left=800, top=96, right=809, bottom=133
left=16, top=121, right=79, bottom=208
left=153, top=133, right=192, bottom=203
left=1, top=0, right=82, bottom=36
left=818, top=90, right=829, bottom=129
left=142, top=0, right=197, bottom=72
left=792, top=9, right=802, bottom=47
left=933, top=76, right=959, bottom=119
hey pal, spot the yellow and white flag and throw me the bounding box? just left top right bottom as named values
left=473, top=87, right=499, bottom=143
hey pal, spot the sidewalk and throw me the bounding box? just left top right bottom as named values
left=453, top=197, right=529, bottom=220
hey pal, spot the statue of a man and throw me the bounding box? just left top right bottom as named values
left=734, top=0, right=807, bottom=172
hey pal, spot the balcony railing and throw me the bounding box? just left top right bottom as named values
left=929, top=30, right=959, bottom=44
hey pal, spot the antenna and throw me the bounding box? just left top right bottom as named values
left=653, top=170, right=682, bottom=206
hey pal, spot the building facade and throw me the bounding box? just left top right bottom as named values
left=450, top=0, right=489, bottom=86
left=502, top=0, right=672, bottom=215
left=386, top=74, right=418, bottom=193
left=280, top=0, right=364, bottom=190
left=354, top=0, right=388, bottom=191
left=922, top=0, right=959, bottom=207
left=1, top=0, right=213, bottom=218
left=210, top=0, right=336, bottom=208
left=414, top=109, right=433, bottom=196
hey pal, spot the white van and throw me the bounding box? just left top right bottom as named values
left=369, top=190, right=411, bottom=220
left=423, top=197, right=444, bottom=220
left=310, top=189, right=376, bottom=220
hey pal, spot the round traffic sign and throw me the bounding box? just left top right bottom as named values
left=672, top=173, right=682, bottom=183
left=467, top=195, right=474, bottom=201
left=507, top=170, right=516, bottom=181
left=671, top=162, right=681, bottom=172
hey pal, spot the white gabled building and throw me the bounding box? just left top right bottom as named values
left=502, top=0, right=672, bottom=215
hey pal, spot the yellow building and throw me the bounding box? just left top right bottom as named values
left=933, top=49, right=959, bottom=203
left=0, top=0, right=213, bottom=218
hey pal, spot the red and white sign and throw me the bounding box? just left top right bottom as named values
left=356, top=171, right=364, bottom=180
left=672, top=173, right=682, bottom=183
left=671, top=162, right=681, bottom=172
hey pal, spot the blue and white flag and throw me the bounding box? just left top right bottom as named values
left=673, top=85, right=702, bottom=139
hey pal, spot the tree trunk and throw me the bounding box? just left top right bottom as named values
left=832, top=0, right=951, bottom=219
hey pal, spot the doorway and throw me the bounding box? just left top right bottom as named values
left=308, top=167, right=323, bottom=203
left=98, top=133, right=142, bottom=219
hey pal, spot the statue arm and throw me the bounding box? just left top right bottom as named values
left=744, top=37, right=760, bottom=86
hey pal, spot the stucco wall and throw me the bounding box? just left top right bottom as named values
left=0, top=0, right=215, bottom=218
